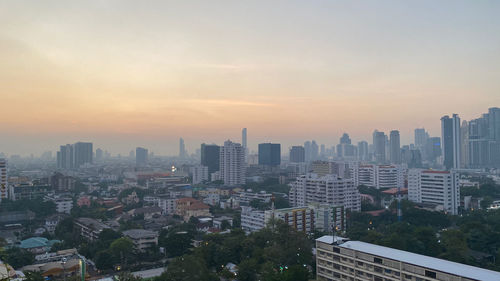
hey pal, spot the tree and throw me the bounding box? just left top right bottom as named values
left=115, top=271, right=142, bottom=281
left=22, top=271, right=44, bottom=281
left=95, top=250, right=115, bottom=270
left=110, top=237, right=134, bottom=266
left=220, top=220, right=231, bottom=230
left=158, top=255, right=217, bottom=281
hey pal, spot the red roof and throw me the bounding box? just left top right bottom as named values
left=382, top=188, right=408, bottom=195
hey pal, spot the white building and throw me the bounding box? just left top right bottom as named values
left=408, top=169, right=460, bottom=215
left=0, top=159, right=7, bottom=202
left=352, top=164, right=405, bottom=189
left=45, top=195, right=73, bottom=214
left=220, top=140, right=246, bottom=185
left=289, top=173, right=360, bottom=211
left=235, top=191, right=272, bottom=205
left=240, top=206, right=266, bottom=233
left=316, top=236, right=500, bottom=281
left=190, top=165, right=209, bottom=185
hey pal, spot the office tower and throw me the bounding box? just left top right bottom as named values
left=258, top=143, right=281, bottom=166
left=219, top=140, right=246, bottom=185
left=401, top=146, right=422, bottom=168
left=242, top=128, right=248, bottom=161
left=441, top=114, right=461, bottom=169
left=95, top=148, right=103, bottom=161
left=357, top=141, right=369, bottom=161
left=339, top=133, right=351, bottom=145
left=320, top=144, right=326, bottom=158
left=179, top=138, right=186, bottom=158
left=425, top=137, right=441, bottom=162
left=73, top=142, right=93, bottom=168
left=57, top=144, right=73, bottom=169
left=136, top=147, right=148, bottom=166
left=467, top=108, right=500, bottom=168
left=0, top=158, right=7, bottom=202
left=201, top=144, right=220, bottom=174
left=289, top=173, right=360, bottom=211
left=316, top=236, right=500, bottom=281
left=337, top=133, right=356, bottom=159
left=414, top=128, right=428, bottom=148
left=190, top=165, right=209, bottom=184
left=389, top=130, right=401, bottom=164
left=408, top=169, right=459, bottom=215
left=311, top=140, right=319, bottom=161
left=373, top=130, right=386, bottom=163
left=290, top=146, right=306, bottom=163
left=304, top=141, right=312, bottom=162
left=460, top=121, right=469, bottom=168
left=129, top=150, right=135, bottom=159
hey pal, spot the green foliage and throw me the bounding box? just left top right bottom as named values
left=0, top=247, right=34, bottom=268
left=249, top=199, right=269, bottom=210
left=0, top=199, right=56, bottom=218
left=22, top=271, right=44, bottom=281
left=156, top=255, right=218, bottom=281
left=115, top=271, right=142, bottom=281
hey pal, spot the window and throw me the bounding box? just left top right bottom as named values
left=357, top=261, right=364, bottom=266
left=374, top=257, right=383, bottom=264
left=374, top=277, right=383, bottom=281
left=425, top=270, right=437, bottom=279
left=333, top=247, right=340, bottom=253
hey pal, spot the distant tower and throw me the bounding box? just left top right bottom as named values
left=242, top=128, right=248, bottom=161
left=441, top=114, right=461, bottom=169
left=220, top=140, right=246, bottom=185
left=136, top=147, right=148, bottom=166
left=373, top=130, right=386, bottom=163
left=0, top=158, right=7, bottom=202
left=179, top=138, right=186, bottom=158
left=390, top=130, right=401, bottom=164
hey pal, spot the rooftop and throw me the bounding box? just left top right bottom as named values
left=123, top=229, right=158, bottom=239
left=317, top=236, right=500, bottom=281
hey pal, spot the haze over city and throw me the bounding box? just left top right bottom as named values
left=2, top=0, right=500, bottom=156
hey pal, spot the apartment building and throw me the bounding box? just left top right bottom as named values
left=316, top=235, right=500, bottom=281
left=351, top=164, right=405, bottom=189
left=123, top=229, right=158, bottom=252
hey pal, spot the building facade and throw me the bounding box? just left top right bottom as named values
left=258, top=143, right=281, bottom=166
left=408, top=169, right=460, bottom=215
left=219, top=140, right=246, bottom=185
left=290, top=146, right=306, bottom=163
left=0, top=158, right=7, bottom=202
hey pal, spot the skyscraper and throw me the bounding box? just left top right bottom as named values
left=73, top=142, right=93, bottom=168
left=0, top=158, right=7, bottom=202
left=242, top=128, right=248, bottom=161
left=290, top=146, right=306, bottom=163
left=95, top=148, right=103, bottom=161
left=201, top=144, right=220, bottom=174
left=357, top=141, right=369, bottom=161
left=57, top=144, right=73, bottom=169
left=414, top=128, right=428, bottom=148
left=311, top=140, right=319, bottom=161
left=136, top=147, right=148, bottom=166
left=389, top=130, right=401, bottom=164
left=304, top=141, right=312, bottom=162
left=179, top=138, right=186, bottom=158
left=441, top=114, right=461, bottom=170
left=373, top=130, right=386, bottom=163
left=219, top=140, right=246, bottom=185
left=258, top=143, right=281, bottom=166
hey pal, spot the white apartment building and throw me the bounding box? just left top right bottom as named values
left=235, top=191, right=272, bottom=205
left=45, top=195, right=73, bottom=214
left=241, top=206, right=266, bottom=233
left=190, top=165, right=209, bottom=185
left=144, top=196, right=177, bottom=215
left=0, top=159, right=7, bottom=202
left=241, top=203, right=346, bottom=234
left=220, top=140, right=246, bottom=186
left=351, top=164, right=405, bottom=189
left=408, top=169, right=460, bottom=215
left=289, top=173, right=360, bottom=211
left=316, top=235, right=500, bottom=281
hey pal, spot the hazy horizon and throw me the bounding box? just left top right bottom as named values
left=2, top=1, right=500, bottom=156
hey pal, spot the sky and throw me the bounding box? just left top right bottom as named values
left=1, top=0, right=500, bottom=156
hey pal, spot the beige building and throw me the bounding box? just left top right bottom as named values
left=316, top=236, right=500, bottom=281
left=123, top=229, right=158, bottom=252
left=175, top=197, right=211, bottom=221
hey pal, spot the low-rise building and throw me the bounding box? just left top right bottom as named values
left=175, top=198, right=211, bottom=221
left=123, top=229, right=159, bottom=252
left=316, top=235, right=500, bottom=281
left=45, top=195, right=73, bottom=214
left=74, top=218, right=110, bottom=241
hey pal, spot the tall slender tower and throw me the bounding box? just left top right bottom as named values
left=179, top=138, right=186, bottom=158
left=441, top=114, right=461, bottom=170
left=0, top=158, right=7, bottom=202
left=390, top=130, right=401, bottom=164
left=242, top=128, right=248, bottom=161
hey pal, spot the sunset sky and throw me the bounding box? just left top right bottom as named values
left=1, top=1, right=500, bottom=156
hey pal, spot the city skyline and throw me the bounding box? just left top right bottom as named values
left=2, top=1, right=500, bottom=155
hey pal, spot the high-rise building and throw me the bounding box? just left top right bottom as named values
left=258, top=143, right=281, bottom=166
left=0, top=158, right=8, bottom=202
left=401, top=146, right=422, bottom=168
left=414, top=128, right=428, bottom=148
left=136, top=147, right=148, bottom=166
left=73, top=142, right=93, bottom=168
left=289, top=146, right=306, bottom=163
left=95, top=148, right=103, bottom=161
left=201, top=144, right=220, bottom=174
left=311, top=140, right=319, bottom=161
left=242, top=128, right=248, bottom=161
left=339, top=133, right=351, bottom=145
left=373, top=130, right=386, bottom=163
left=357, top=141, right=369, bottom=161
left=57, top=144, right=73, bottom=169
left=466, top=108, right=500, bottom=168
left=220, top=140, right=246, bottom=185
left=351, top=164, right=405, bottom=189
left=337, top=133, right=357, bottom=159
left=408, top=169, right=460, bottom=215
left=316, top=235, right=500, bottom=281
left=441, top=114, right=461, bottom=169
left=179, top=138, right=187, bottom=158
left=460, top=120, right=469, bottom=168
left=289, top=173, right=360, bottom=211
left=304, top=141, right=312, bottom=162
left=425, top=137, right=441, bottom=162
left=389, top=130, right=401, bottom=164
left=190, top=165, right=209, bottom=184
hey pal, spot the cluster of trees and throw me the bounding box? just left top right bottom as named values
left=154, top=220, right=313, bottom=281
left=348, top=199, right=500, bottom=271
left=0, top=199, right=56, bottom=219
